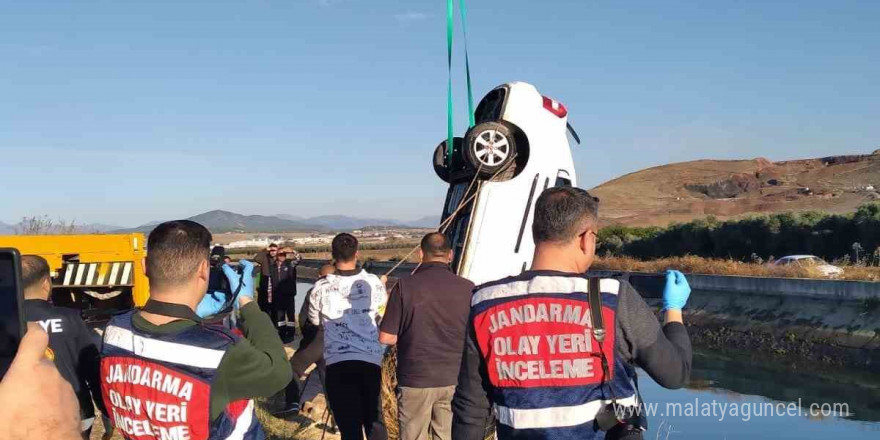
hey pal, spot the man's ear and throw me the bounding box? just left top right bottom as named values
left=41, top=277, right=51, bottom=295
left=142, top=257, right=149, bottom=278
left=446, top=249, right=454, bottom=263
left=197, top=259, right=209, bottom=283
left=418, top=249, right=425, bottom=262
left=578, top=232, right=591, bottom=256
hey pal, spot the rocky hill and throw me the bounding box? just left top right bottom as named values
left=118, top=211, right=438, bottom=234
left=590, top=151, right=880, bottom=227
left=119, top=210, right=328, bottom=233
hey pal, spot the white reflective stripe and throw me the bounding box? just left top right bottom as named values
left=103, top=325, right=226, bottom=369
left=495, top=394, right=638, bottom=429
left=74, top=264, right=87, bottom=285
left=120, top=262, right=133, bottom=285
left=108, top=263, right=120, bottom=285
left=85, top=263, right=97, bottom=285
left=473, top=277, right=621, bottom=306
left=223, top=400, right=255, bottom=440
left=63, top=264, right=75, bottom=286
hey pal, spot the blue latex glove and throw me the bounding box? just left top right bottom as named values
left=195, top=260, right=256, bottom=318
left=223, top=260, right=255, bottom=309
left=196, top=290, right=228, bottom=318
left=662, top=269, right=691, bottom=311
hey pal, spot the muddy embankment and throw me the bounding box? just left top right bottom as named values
left=299, top=260, right=880, bottom=373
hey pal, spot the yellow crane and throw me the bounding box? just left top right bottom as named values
left=0, top=233, right=148, bottom=321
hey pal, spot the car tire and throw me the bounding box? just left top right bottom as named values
left=463, top=121, right=518, bottom=178
left=433, top=137, right=462, bottom=183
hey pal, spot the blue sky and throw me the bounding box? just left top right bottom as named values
left=2, top=0, right=878, bottom=227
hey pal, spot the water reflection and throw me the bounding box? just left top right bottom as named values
left=637, top=349, right=880, bottom=438
left=689, top=350, right=880, bottom=423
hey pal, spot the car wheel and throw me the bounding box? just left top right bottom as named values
left=433, top=138, right=462, bottom=183
left=464, top=121, right=518, bottom=178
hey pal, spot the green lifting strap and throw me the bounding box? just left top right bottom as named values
left=446, top=0, right=454, bottom=164
left=446, top=0, right=476, bottom=165
left=459, top=0, right=475, bottom=128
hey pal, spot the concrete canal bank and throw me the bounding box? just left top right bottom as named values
left=297, top=259, right=880, bottom=371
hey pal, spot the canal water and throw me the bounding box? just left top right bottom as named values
left=295, top=283, right=880, bottom=439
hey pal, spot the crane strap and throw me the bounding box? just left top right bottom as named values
left=446, top=0, right=476, bottom=164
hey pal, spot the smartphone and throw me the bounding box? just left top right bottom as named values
left=0, top=248, right=24, bottom=378
left=626, top=273, right=665, bottom=299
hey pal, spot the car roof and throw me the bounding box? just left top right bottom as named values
left=782, top=255, right=820, bottom=260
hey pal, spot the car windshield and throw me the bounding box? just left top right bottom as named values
left=801, top=256, right=829, bottom=265
left=474, top=88, right=506, bottom=124
left=442, top=182, right=475, bottom=272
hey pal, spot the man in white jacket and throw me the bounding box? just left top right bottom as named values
left=309, top=233, right=388, bottom=440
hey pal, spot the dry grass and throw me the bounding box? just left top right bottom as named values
left=381, top=349, right=401, bottom=440
left=593, top=255, right=880, bottom=281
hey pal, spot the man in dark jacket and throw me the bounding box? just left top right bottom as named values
left=268, top=250, right=298, bottom=330
left=452, top=187, right=692, bottom=440
left=254, top=243, right=279, bottom=317
left=21, top=255, right=106, bottom=439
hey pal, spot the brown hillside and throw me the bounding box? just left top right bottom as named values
left=590, top=151, right=880, bottom=227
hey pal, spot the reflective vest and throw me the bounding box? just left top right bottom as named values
left=100, top=311, right=262, bottom=440
left=470, top=273, right=637, bottom=440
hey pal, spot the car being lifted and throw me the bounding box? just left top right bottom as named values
left=434, top=82, right=580, bottom=285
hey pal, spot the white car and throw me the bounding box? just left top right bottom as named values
left=433, top=82, right=580, bottom=285
left=772, top=255, right=844, bottom=278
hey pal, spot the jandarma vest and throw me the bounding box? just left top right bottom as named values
left=470, top=272, right=638, bottom=440
left=100, top=310, right=262, bottom=440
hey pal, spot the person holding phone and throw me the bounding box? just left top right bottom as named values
left=21, top=255, right=107, bottom=439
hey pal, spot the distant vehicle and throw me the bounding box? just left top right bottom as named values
left=434, top=82, right=580, bottom=285
left=772, top=255, right=844, bottom=278
left=0, top=234, right=149, bottom=322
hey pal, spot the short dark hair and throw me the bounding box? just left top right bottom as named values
left=21, top=255, right=50, bottom=292
left=420, top=232, right=451, bottom=258
left=532, top=187, right=599, bottom=244
left=269, top=243, right=278, bottom=249
left=331, top=233, right=358, bottom=262
left=146, top=220, right=212, bottom=290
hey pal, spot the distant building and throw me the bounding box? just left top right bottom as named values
left=291, top=235, right=333, bottom=245
left=225, top=238, right=271, bottom=249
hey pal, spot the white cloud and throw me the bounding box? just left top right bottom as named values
left=394, top=12, right=428, bottom=23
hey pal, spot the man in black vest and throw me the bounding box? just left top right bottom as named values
left=21, top=255, right=107, bottom=439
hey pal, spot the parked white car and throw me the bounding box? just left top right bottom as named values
left=772, top=255, right=844, bottom=278
left=433, top=82, right=580, bottom=285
